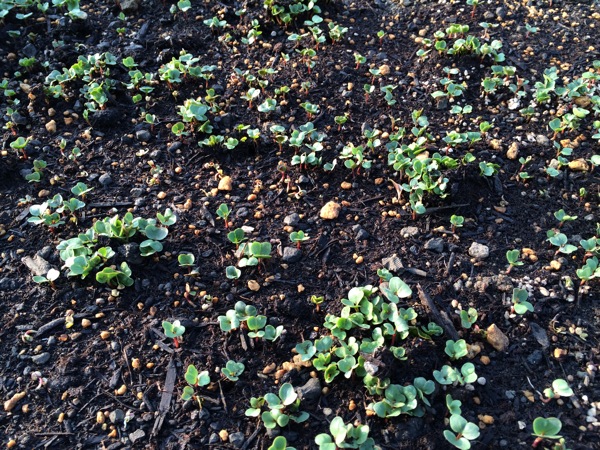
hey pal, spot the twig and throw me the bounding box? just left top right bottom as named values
left=240, top=424, right=263, bottom=450
left=152, top=357, right=177, bottom=437
left=417, top=284, right=459, bottom=341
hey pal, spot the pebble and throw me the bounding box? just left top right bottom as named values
left=320, top=201, right=341, bottom=220
left=283, top=213, right=300, bottom=227
left=45, top=120, right=57, bottom=133
left=355, top=228, right=369, bottom=240
left=98, top=173, right=112, bottom=187
left=506, top=142, right=519, bottom=160
left=31, top=352, right=51, bottom=365
left=341, top=181, right=352, bottom=190
left=536, top=135, right=550, bottom=146
left=247, top=280, right=260, bottom=291
left=229, top=432, right=245, bottom=448
left=109, top=409, right=125, bottom=424
left=400, top=226, right=419, bottom=238
left=527, top=350, right=543, bottom=366
left=136, top=130, right=152, bottom=142
left=282, top=247, right=302, bottom=263
left=381, top=255, right=404, bottom=272
left=486, top=324, right=509, bottom=352
left=296, top=378, right=321, bottom=402
left=218, top=176, right=233, bottom=191
left=469, top=242, right=490, bottom=260
left=209, top=433, right=220, bottom=444
left=424, top=238, right=444, bottom=253
left=129, top=429, right=145, bottom=444
left=568, top=159, right=589, bottom=172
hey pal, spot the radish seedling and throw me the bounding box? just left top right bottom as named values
left=162, top=319, right=185, bottom=348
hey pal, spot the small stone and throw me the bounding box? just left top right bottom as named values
left=480, top=355, right=490, bottom=365
left=119, top=0, right=140, bottom=12
left=282, top=247, right=302, bottom=263
left=489, top=139, right=502, bottom=151
left=527, top=350, right=543, bottom=366
left=109, top=409, right=125, bottom=424
left=424, top=238, right=444, bottom=253
left=356, top=228, right=370, bottom=240
left=263, top=363, right=276, bottom=374
left=320, top=201, right=341, bottom=220
left=469, top=242, right=490, bottom=260
left=506, top=142, right=519, bottom=160
left=549, top=260, right=561, bottom=271
left=98, top=173, right=112, bottom=187
left=38, top=189, right=50, bottom=198
left=21, top=254, right=52, bottom=277
left=218, top=176, right=233, bottom=191
left=219, top=430, right=229, bottom=442
left=381, top=255, right=404, bottom=272
left=341, top=181, right=352, bottom=190
left=536, top=135, right=550, bottom=146
left=229, top=432, right=245, bottom=449
left=209, top=433, right=220, bottom=444
left=247, top=280, right=260, bottom=291
left=31, top=352, right=51, bottom=365
left=157, top=191, right=167, bottom=200
left=568, top=159, right=589, bottom=172
left=400, top=226, right=419, bottom=238
left=129, top=429, right=145, bottom=444
left=529, top=322, right=550, bottom=348
left=479, top=414, right=494, bottom=425
left=45, top=120, right=56, bottom=133
left=136, top=130, right=152, bottom=142
left=283, top=213, right=300, bottom=227
left=296, top=378, right=321, bottom=403
left=379, top=64, right=390, bottom=76
left=486, top=324, right=509, bottom=352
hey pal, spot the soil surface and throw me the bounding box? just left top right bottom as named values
left=0, top=0, right=599, bottom=449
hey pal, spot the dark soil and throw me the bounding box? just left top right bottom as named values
left=0, top=0, right=599, bottom=449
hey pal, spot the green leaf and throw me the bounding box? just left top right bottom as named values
left=532, top=417, right=562, bottom=438
left=144, top=225, right=168, bottom=241
left=279, top=383, right=297, bottom=406
left=185, top=364, right=199, bottom=385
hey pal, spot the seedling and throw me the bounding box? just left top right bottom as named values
left=445, top=339, right=468, bottom=360
left=446, top=395, right=462, bottom=415
left=543, top=379, right=573, bottom=401
left=268, top=436, right=296, bottom=450
left=216, top=203, right=231, bottom=228
left=181, top=364, right=211, bottom=403
left=32, top=268, right=60, bottom=288
left=512, top=288, right=533, bottom=315
left=10, top=136, right=31, bottom=158
left=245, top=383, right=308, bottom=429
left=311, top=295, right=324, bottom=312
left=577, top=257, right=599, bottom=284
left=443, top=414, right=480, bottom=449
left=315, top=416, right=376, bottom=449
left=289, top=230, right=309, bottom=249
left=71, top=182, right=93, bottom=198
left=553, top=209, right=577, bottom=228
left=450, top=215, right=464, bottom=233
left=95, top=262, right=134, bottom=288
left=335, top=114, right=348, bottom=131
left=459, top=308, right=477, bottom=329
left=506, top=249, right=524, bottom=273
left=178, top=253, right=195, bottom=268
left=25, top=159, right=47, bottom=183
left=162, top=319, right=185, bottom=348
left=532, top=417, right=562, bottom=448
left=221, top=360, right=245, bottom=381
left=433, top=363, right=477, bottom=385
left=226, top=265, right=241, bottom=280
left=227, top=228, right=246, bottom=247
left=546, top=231, right=578, bottom=255
left=466, top=0, right=479, bottom=19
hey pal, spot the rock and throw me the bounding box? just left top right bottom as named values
left=21, top=254, right=51, bottom=277
left=136, top=129, right=151, bottom=142
left=247, top=280, right=260, bottom=291
left=494, top=274, right=513, bottom=292
left=320, top=201, right=341, bottom=220
left=45, top=120, right=56, bottom=133
left=400, top=226, right=419, bottom=238
left=22, top=43, right=37, bottom=57
left=381, top=255, right=404, bottom=272
left=486, top=324, right=509, bottom=352
left=355, top=228, right=370, bottom=240
left=129, top=429, right=145, bottom=444
left=167, top=141, right=182, bottom=153
left=341, top=181, right=352, bottom=190
left=469, top=242, right=489, bottom=259
left=218, top=176, right=232, bottom=191
left=297, top=378, right=321, bottom=402
left=229, top=432, right=245, bottom=449
left=282, top=247, right=302, bottom=263
left=536, top=135, right=550, bottom=146
left=117, top=243, right=143, bottom=265
left=529, top=322, right=549, bottom=348
left=31, top=352, right=51, bottom=365
left=98, top=173, right=112, bottom=187
left=506, top=142, right=519, bottom=160
left=424, top=238, right=444, bottom=253
left=489, top=139, right=502, bottom=151
left=235, top=207, right=249, bottom=218
left=568, top=159, right=589, bottom=172
left=379, top=64, right=390, bottom=76
left=119, top=0, right=140, bottom=12
left=109, top=409, right=125, bottom=424
left=526, top=350, right=543, bottom=366
left=496, top=7, right=507, bottom=18
left=209, top=433, right=220, bottom=444
left=283, top=213, right=300, bottom=227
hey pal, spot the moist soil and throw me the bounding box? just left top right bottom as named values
left=0, top=0, right=599, bottom=449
